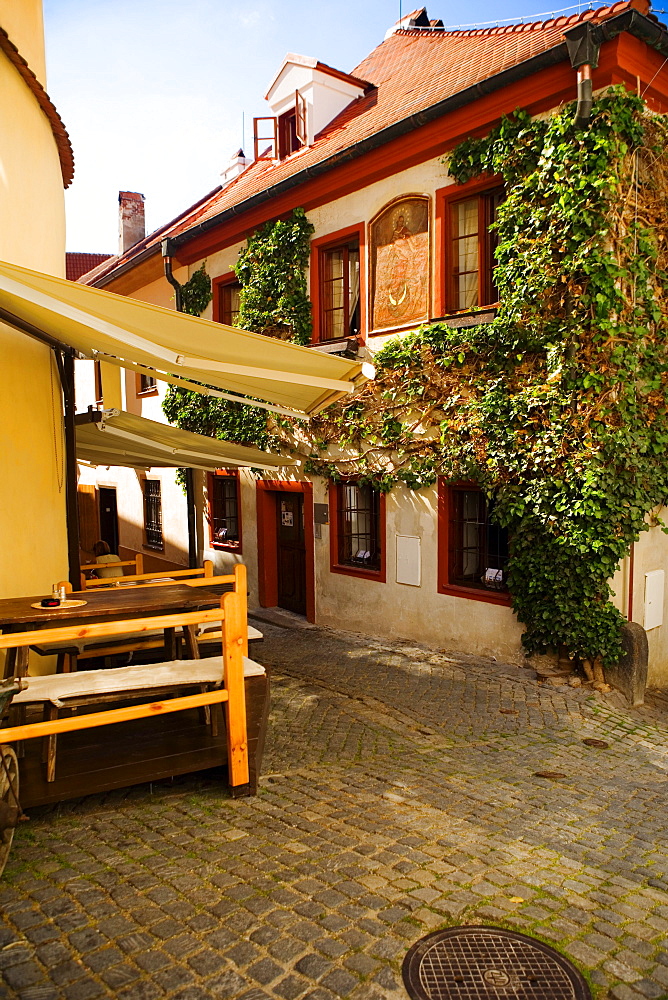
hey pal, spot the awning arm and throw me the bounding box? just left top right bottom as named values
left=93, top=355, right=310, bottom=419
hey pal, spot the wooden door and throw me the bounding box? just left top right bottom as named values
left=99, top=487, right=119, bottom=554
left=77, top=485, right=98, bottom=559
left=276, top=493, right=306, bottom=615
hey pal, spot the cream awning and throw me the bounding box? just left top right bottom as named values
left=0, top=259, right=373, bottom=416
left=76, top=409, right=296, bottom=472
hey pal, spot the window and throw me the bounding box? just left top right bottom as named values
left=208, top=471, right=241, bottom=551
left=330, top=481, right=386, bottom=581
left=136, top=372, right=157, bottom=395
left=449, top=187, right=503, bottom=310
left=253, top=92, right=306, bottom=161
left=220, top=281, right=241, bottom=326
left=438, top=480, right=510, bottom=604
left=311, top=224, right=365, bottom=343
left=213, top=276, right=241, bottom=327
left=143, top=479, right=163, bottom=550
left=321, top=239, right=360, bottom=340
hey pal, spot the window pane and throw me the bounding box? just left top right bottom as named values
left=456, top=199, right=478, bottom=237
left=457, top=235, right=478, bottom=274
left=449, top=488, right=508, bottom=591
left=458, top=272, right=478, bottom=310
left=324, top=310, right=344, bottom=339
left=212, top=476, right=239, bottom=546
left=325, top=250, right=344, bottom=281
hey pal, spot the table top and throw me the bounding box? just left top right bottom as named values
left=0, top=584, right=223, bottom=628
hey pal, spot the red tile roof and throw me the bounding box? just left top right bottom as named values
left=86, top=0, right=656, bottom=286
left=66, top=253, right=112, bottom=282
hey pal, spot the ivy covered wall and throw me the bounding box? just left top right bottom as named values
left=297, top=89, right=668, bottom=668
left=164, top=89, right=668, bottom=671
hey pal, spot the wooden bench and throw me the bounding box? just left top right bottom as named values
left=0, top=578, right=263, bottom=797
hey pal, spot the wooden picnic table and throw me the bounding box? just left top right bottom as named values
left=0, top=583, right=225, bottom=679
left=0, top=577, right=270, bottom=807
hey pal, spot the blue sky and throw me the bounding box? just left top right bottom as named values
left=43, top=0, right=597, bottom=252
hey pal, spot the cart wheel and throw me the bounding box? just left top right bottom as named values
left=0, top=744, right=19, bottom=878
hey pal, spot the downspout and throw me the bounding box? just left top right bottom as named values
left=565, top=22, right=601, bottom=127
left=161, top=238, right=197, bottom=569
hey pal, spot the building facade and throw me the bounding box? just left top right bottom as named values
left=79, top=2, right=668, bottom=684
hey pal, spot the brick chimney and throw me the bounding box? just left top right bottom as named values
left=118, top=191, right=145, bottom=254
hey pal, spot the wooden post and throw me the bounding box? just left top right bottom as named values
left=222, top=590, right=249, bottom=793
left=55, top=350, right=81, bottom=590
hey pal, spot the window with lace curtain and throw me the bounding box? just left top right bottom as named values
left=319, top=237, right=360, bottom=340
left=448, top=187, right=504, bottom=311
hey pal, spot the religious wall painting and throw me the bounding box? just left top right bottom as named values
left=370, top=196, right=430, bottom=331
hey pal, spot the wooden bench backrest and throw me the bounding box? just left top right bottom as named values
left=73, top=559, right=214, bottom=592
left=80, top=553, right=144, bottom=589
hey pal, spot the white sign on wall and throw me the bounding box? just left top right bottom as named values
left=396, top=535, right=421, bottom=587
left=644, top=569, right=664, bottom=631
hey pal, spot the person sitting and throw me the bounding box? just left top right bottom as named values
left=91, top=540, right=123, bottom=579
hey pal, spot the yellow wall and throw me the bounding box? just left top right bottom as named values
left=0, top=0, right=47, bottom=86
left=0, top=12, right=69, bottom=601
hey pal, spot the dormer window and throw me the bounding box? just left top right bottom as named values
left=254, top=91, right=307, bottom=161
left=257, top=53, right=370, bottom=163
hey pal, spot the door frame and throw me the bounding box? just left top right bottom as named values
left=256, top=480, right=315, bottom=622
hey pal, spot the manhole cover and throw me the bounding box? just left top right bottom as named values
left=534, top=771, right=566, bottom=780
left=402, top=926, right=591, bottom=1000
left=582, top=739, right=609, bottom=749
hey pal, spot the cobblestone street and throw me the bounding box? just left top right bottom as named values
left=1, top=620, right=668, bottom=1000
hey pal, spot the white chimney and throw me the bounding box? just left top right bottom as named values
left=221, top=149, right=251, bottom=187
left=118, top=191, right=145, bottom=254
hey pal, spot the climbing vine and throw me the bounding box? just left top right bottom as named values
left=180, top=262, right=212, bottom=316
left=233, top=207, right=314, bottom=345
left=284, top=88, right=668, bottom=668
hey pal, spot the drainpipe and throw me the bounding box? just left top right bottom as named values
left=565, top=22, right=601, bottom=128
left=161, top=239, right=197, bottom=569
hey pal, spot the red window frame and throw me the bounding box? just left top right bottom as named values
left=310, top=223, right=366, bottom=344
left=437, top=479, right=511, bottom=606
left=212, top=273, right=242, bottom=327
left=329, top=480, right=386, bottom=583
left=207, top=469, right=242, bottom=552
left=435, top=175, right=504, bottom=317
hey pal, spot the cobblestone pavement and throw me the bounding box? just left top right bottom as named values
left=1, top=621, right=668, bottom=1000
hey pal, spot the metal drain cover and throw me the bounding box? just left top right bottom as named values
left=402, top=926, right=591, bottom=1000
